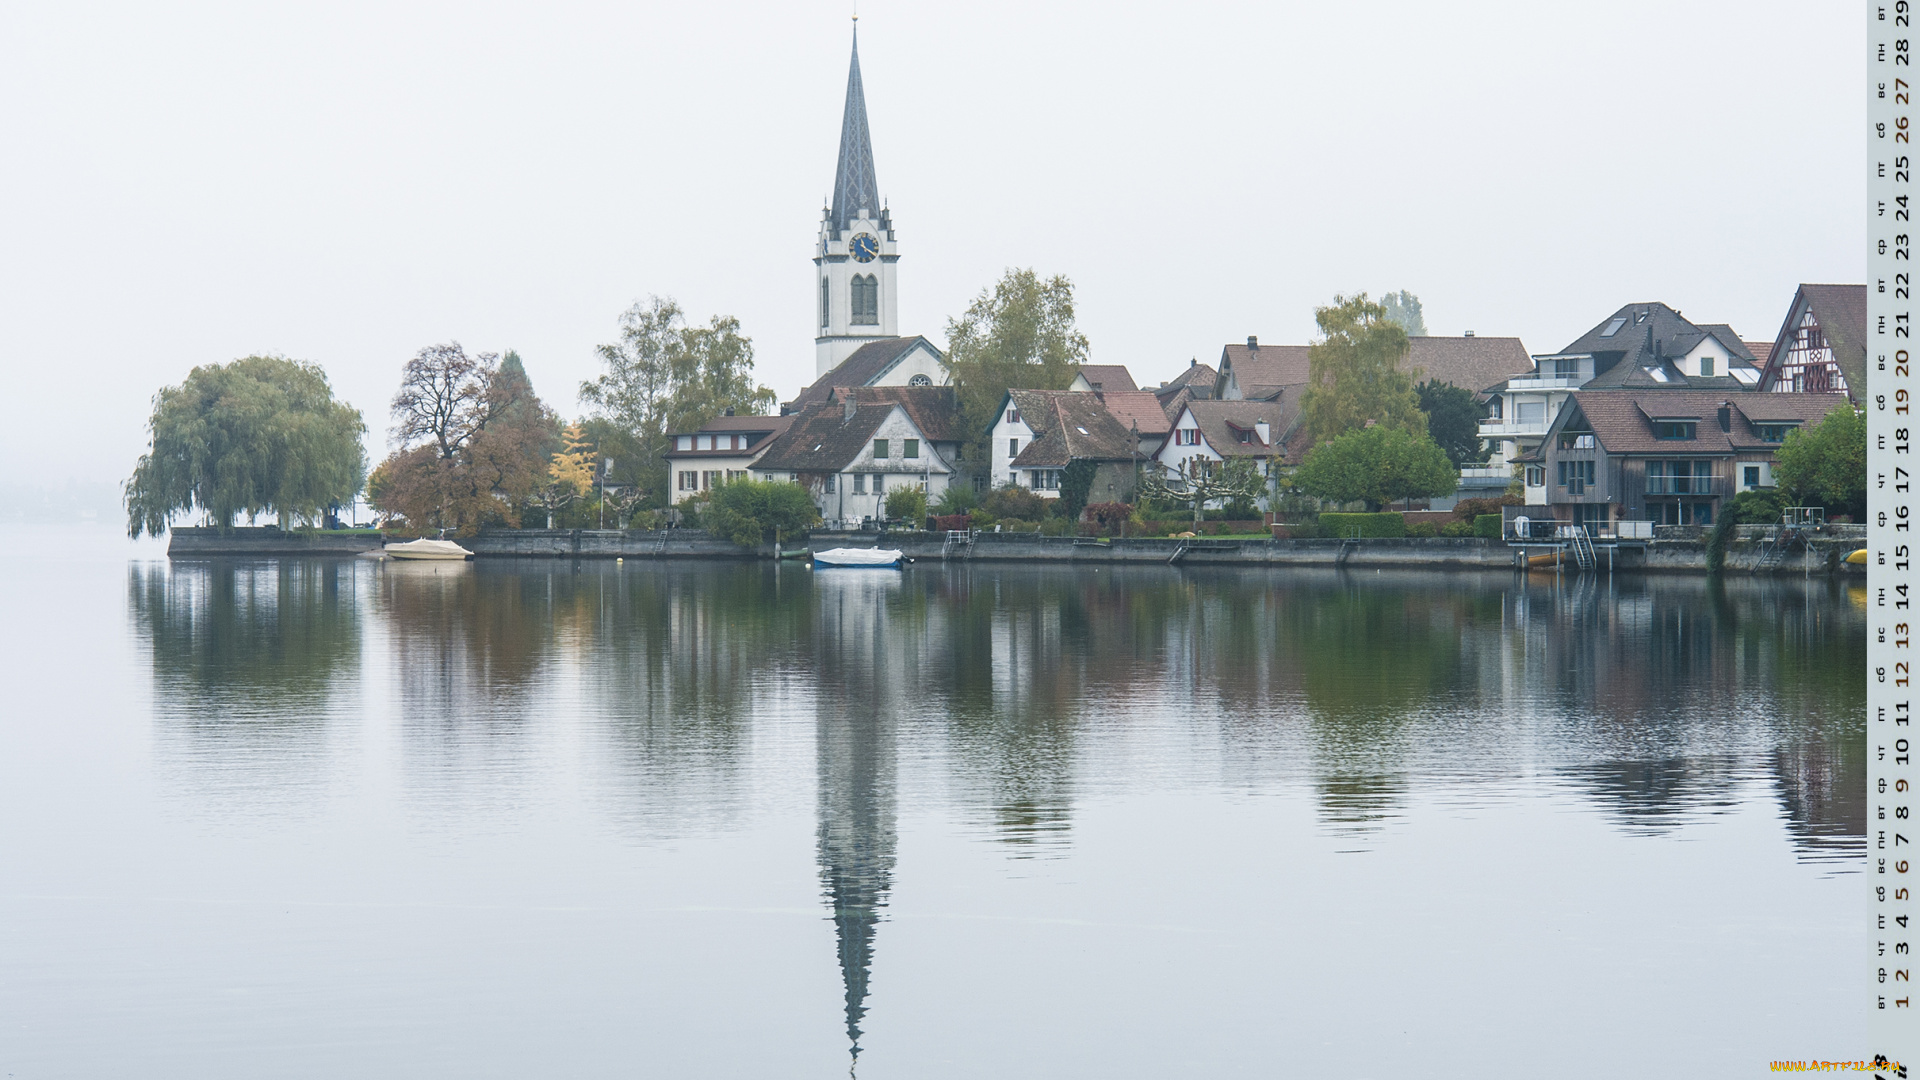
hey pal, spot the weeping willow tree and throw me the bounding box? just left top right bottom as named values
left=125, top=355, right=367, bottom=537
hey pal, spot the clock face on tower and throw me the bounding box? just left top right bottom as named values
left=850, top=233, right=879, bottom=262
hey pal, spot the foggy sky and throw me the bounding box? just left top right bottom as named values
left=0, top=1, right=1865, bottom=486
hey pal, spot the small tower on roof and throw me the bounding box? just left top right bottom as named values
left=815, top=19, right=900, bottom=377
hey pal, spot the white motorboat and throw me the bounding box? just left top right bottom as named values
left=812, top=546, right=903, bottom=569
left=385, top=538, right=473, bottom=561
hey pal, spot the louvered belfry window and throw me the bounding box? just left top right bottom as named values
left=851, top=275, right=879, bottom=325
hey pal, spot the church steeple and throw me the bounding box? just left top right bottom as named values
left=829, top=23, right=880, bottom=236
left=814, top=19, right=901, bottom=378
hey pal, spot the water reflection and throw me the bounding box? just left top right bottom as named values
left=129, top=558, right=1868, bottom=1054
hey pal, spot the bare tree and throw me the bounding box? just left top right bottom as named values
left=1140, top=457, right=1266, bottom=528
left=391, top=343, right=502, bottom=459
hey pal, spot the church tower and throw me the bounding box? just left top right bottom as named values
left=814, top=21, right=900, bottom=377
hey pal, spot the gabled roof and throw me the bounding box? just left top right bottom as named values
left=1217, top=343, right=1311, bottom=401
left=1556, top=302, right=1760, bottom=391
left=1152, top=362, right=1218, bottom=417
left=754, top=401, right=916, bottom=473
left=1547, top=389, right=1849, bottom=456
left=785, top=336, right=944, bottom=411
left=1760, top=283, right=1867, bottom=402
left=827, top=384, right=960, bottom=442
left=1073, top=364, right=1137, bottom=392
left=1161, top=399, right=1301, bottom=462
left=671, top=414, right=793, bottom=436
left=1009, top=394, right=1141, bottom=467
left=828, top=26, right=879, bottom=236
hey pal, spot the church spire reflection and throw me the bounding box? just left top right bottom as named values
left=812, top=572, right=902, bottom=1066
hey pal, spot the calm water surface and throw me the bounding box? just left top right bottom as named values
left=0, top=525, right=1864, bottom=1077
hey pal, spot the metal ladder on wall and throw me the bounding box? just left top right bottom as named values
left=1759, top=527, right=1798, bottom=570
left=654, top=530, right=669, bottom=557
left=1567, top=526, right=1597, bottom=571
left=942, top=529, right=972, bottom=561
left=1335, top=528, right=1361, bottom=566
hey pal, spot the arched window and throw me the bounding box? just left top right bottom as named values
left=851, top=274, right=878, bottom=325
left=820, top=277, right=830, bottom=328
left=908, top=374, right=932, bottom=387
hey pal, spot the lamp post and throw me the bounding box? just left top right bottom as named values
left=599, top=456, right=612, bottom=529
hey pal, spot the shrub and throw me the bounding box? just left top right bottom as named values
left=1282, top=520, right=1326, bottom=539
left=704, top=479, right=820, bottom=546
left=884, top=486, right=928, bottom=525
left=1454, top=495, right=1521, bottom=521
left=996, top=517, right=1033, bottom=532
left=968, top=509, right=997, bottom=529
left=931, top=513, right=972, bottom=532
left=982, top=485, right=1048, bottom=521
left=1320, top=512, right=1406, bottom=538
left=1083, top=502, right=1132, bottom=534
left=1440, top=519, right=1475, bottom=538
left=932, top=483, right=979, bottom=516
left=1473, top=514, right=1502, bottom=538
left=1406, top=520, right=1438, bottom=538
left=1038, top=517, right=1072, bottom=536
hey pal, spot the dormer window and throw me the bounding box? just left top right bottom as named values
left=1700, top=356, right=1715, bottom=377
left=1753, top=422, right=1799, bottom=442
left=1654, top=420, right=1697, bottom=440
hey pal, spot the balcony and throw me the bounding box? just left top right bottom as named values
left=1479, top=418, right=1548, bottom=439
left=1645, top=475, right=1732, bottom=496
left=1505, top=375, right=1584, bottom=391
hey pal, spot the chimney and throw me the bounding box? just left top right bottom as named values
left=1255, top=418, right=1270, bottom=444
left=724, top=406, right=735, bottom=416
left=1717, top=403, right=1731, bottom=432
left=1190, top=357, right=1196, bottom=368
left=1247, top=336, right=1259, bottom=350
left=1463, top=330, right=1475, bottom=337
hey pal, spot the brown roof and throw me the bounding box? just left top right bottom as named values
left=1555, top=302, right=1760, bottom=392
left=1153, top=361, right=1217, bottom=395
left=1075, top=364, right=1138, bottom=392
left=753, top=401, right=903, bottom=473
left=1095, top=389, right=1172, bottom=436
left=1744, top=341, right=1774, bottom=366
left=1218, top=343, right=1311, bottom=400
left=1557, top=390, right=1850, bottom=456
left=827, top=385, right=961, bottom=442
left=1165, top=399, right=1302, bottom=461
left=1010, top=394, right=1141, bottom=468
left=1405, top=337, right=1533, bottom=400
left=663, top=415, right=793, bottom=459
left=1761, top=284, right=1867, bottom=403
left=784, top=336, right=943, bottom=411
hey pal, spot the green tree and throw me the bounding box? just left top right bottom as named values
left=125, top=355, right=366, bottom=538
left=946, top=268, right=1090, bottom=462
left=705, top=478, right=819, bottom=546
left=1294, top=425, right=1457, bottom=511
left=1415, top=380, right=1490, bottom=467
left=883, top=485, right=929, bottom=526
left=1380, top=290, right=1427, bottom=337
left=579, top=296, right=777, bottom=509
left=1773, top=405, right=1866, bottom=519
left=1300, top=293, right=1426, bottom=448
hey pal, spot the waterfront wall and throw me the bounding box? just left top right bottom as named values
left=164, top=525, right=1867, bottom=575
left=167, top=526, right=384, bottom=557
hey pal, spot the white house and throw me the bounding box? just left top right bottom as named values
left=1151, top=400, right=1294, bottom=512
left=751, top=398, right=953, bottom=527
left=664, top=414, right=794, bottom=506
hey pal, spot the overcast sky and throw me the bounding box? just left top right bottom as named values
left=0, top=0, right=1866, bottom=486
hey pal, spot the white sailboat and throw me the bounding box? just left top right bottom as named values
left=385, top=538, right=473, bottom=561
left=812, top=547, right=903, bottom=569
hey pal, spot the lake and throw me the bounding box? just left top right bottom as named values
left=0, top=526, right=1863, bottom=1077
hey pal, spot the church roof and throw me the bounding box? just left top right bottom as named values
left=829, top=25, right=881, bottom=235
left=786, top=336, right=942, bottom=412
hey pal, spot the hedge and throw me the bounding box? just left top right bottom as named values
left=1320, top=512, right=1406, bottom=538
left=1474, top=514, right=1503, bottom=538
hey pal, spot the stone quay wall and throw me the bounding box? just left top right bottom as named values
left=167, top=526, right=385, bottom=557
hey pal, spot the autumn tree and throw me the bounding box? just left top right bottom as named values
left=1300, top=293, right=1426, bottom=448
left=370, top=343, right=557, bottom=535
left=946, top=268, right=1090, bottom=462
left=125, top=355, right=366, bottom=537
left=1294, top=424, right=1456, bottom=511
left=578, top=296, right=777, bottom=509
left=529, top=423, right=597, bottom=528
